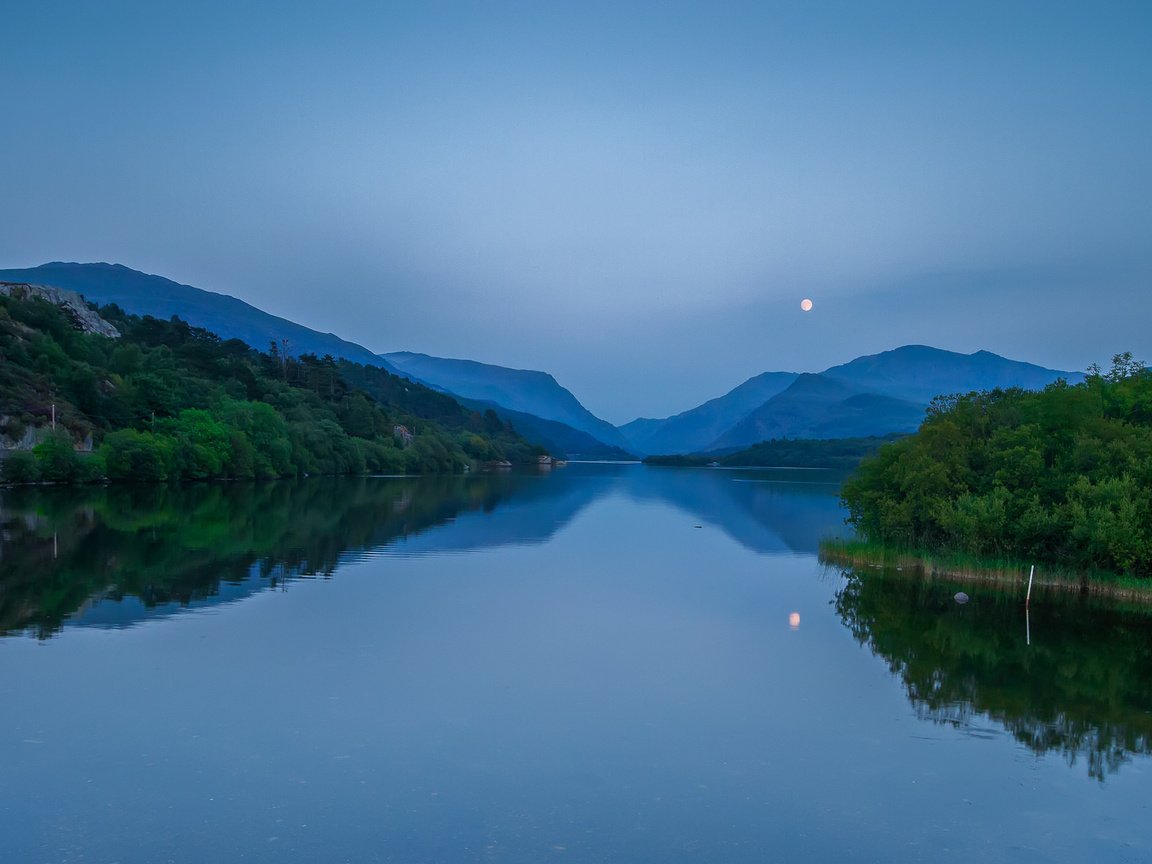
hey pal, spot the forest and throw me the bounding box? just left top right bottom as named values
left=841, top=354, right=1152, bottom=578
left=0, top=291, right=544, bottom=483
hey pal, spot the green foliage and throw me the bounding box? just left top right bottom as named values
left=725, top=435, right=902, bottom=469
left=842, top=355, right=1152, bottom=578
left=642, top=454, right=713, bottom=466
left=33, top=429, right=81, bottom=482
left=101, top=429, right=173, bottom=482
left=1, top=451, right=40, bottom=484
left=643, top=436, right=902, bottom=469
left=0, top=292, right=544, bottom=483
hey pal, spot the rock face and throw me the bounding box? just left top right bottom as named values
left=0, top=282, right=121, bottom=338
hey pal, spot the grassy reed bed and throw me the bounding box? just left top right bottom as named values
left=819, top=538, right=1152, bottom=605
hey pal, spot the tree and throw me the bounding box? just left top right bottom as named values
left=33, top=429, right=80, bottom=482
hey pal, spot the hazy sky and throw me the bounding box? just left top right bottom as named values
left=3, top=1, right=1150, bottom=423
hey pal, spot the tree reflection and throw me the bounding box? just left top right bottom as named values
left=0, top=474, right=552, bottom=639
left=833, top=568, right=1152, bottom=779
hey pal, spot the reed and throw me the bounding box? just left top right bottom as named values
left=818, top=538, right=1152, bottom=604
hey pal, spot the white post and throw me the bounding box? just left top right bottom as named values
left=1025, top=564, right=1035, bottom=608
left=51, top=403, right=56, bottom=430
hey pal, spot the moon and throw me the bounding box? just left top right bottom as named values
left=800, top=298, right=813, bottom=312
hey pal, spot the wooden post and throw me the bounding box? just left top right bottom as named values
left=1025, top=564, right=1035, bottom=608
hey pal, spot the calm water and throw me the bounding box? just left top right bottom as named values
left=1, top=464, right=1150, bottom=863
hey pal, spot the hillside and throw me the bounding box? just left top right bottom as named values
left=618, top=370, right=798, bottom=455
left=0, top=262, right=400, bottom=373
left=822, top=344, right=1084, bottom=403
left=457, top=400, right=635, bottom=461
left=632, top=345, right=1082, bottom=455
left=709, top=373, right=927, bottom=451
left=382, top=351, right=630, bottom=450
left=0, top=288, right=543, bottom=483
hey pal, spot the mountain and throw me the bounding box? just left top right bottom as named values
left=821, top=344, right=1084, bottom=403
left=381, top=351, right=631, bottom=450
left=630, top=345, right=1082, bottom=455
left=618, top=370, right=798, bottom=455
left=459, top=400, right=635, bottom=461
left=709, top=373, right=928, bottom=450
left=0, top=262, right=400, bottom=373
left=0, top=262, right=628, bottom=456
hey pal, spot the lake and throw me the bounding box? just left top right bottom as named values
left=2, top=463, right=1150, bottom=862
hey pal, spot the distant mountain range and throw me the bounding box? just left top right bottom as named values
left=620, top=370, right=799, bottom=455
left=1, top=261, right=1084, bottom=459
left=625, top=346, right=1083, bottom=454
left=708, top=373, right=927, bottom=451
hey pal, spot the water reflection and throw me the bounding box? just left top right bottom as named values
left=833, top=566, right=1152, bottom=779
left=0, top=465, right=844, bottom=638
left=0, top=474, right=563, bottom=638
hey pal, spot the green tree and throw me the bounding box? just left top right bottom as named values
left=1, top=451, right=40, bottom=484
left=33, top=430, right=80, bottom=482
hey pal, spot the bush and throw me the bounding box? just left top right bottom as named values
left=75, top=452, right=107, bottom=484
left=1, top=451, right=40, bottom=484
left=100, top=429, right=172, bottom=482
left=842, top=357, right=1152, bottom=577
left=33, top=429, right=81, bottom=482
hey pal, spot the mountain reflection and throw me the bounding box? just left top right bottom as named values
left=0, top=465, right=845, bottom=638
left=833, top=567, right=1152, bottom=779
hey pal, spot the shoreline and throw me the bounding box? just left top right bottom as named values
left=819, top=539, right=1152, bottom=605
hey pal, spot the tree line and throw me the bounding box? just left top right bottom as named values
left=841, top=354, right=1152, bottom=579
left=643, top=434, right=902, bottom=469
left=0, top=292, right=545, bottom=484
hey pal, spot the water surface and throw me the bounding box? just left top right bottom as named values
left=1, top=464, right=1149, bottom=862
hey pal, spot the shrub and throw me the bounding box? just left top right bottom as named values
left=33, top=429, right=81, bottom=482
left=1, top=451, right=41, bottom=484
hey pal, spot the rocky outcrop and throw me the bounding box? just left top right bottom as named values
left=0, top=282, right=120, bottom=338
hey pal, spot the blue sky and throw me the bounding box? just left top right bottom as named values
left=3, top=1, right=1150, bottom=423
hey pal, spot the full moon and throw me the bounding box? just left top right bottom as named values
left=800, top=298, right=813, bottom=312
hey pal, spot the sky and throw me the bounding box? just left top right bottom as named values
left=2, top=1, right=1150, bottom=424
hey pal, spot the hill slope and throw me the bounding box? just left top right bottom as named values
left=618, top=370, right=798, bottom=455
left=382, top=351, right=630, bottom=450
left=457, top=400, right=635, bottom=461
left=637, top=345, right=1082, bottom=455
left=822, top=344, right=1083, bottom=403
left=0, top=288, right=542, bottom=480
left=0, top=262, right=399, bottom=373
left=708, top=373, right=928, bottom=451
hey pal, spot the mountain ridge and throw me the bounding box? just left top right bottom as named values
left=618, top=370, right=799, bottom=455
left=708, top=373, right=928, bottom=450
left=0, top=262, right=1085, bottom=460
left=625, top=345, right=1082, bottom=455
left=0, top=262, right=402, bottom=374
left=382, top=351, right=631, bottom=450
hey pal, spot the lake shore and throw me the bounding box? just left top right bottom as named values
left=819, top=539, right=1152, bottom=605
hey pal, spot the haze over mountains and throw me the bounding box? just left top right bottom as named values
left=0, top=262, right=1083, bottom=459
